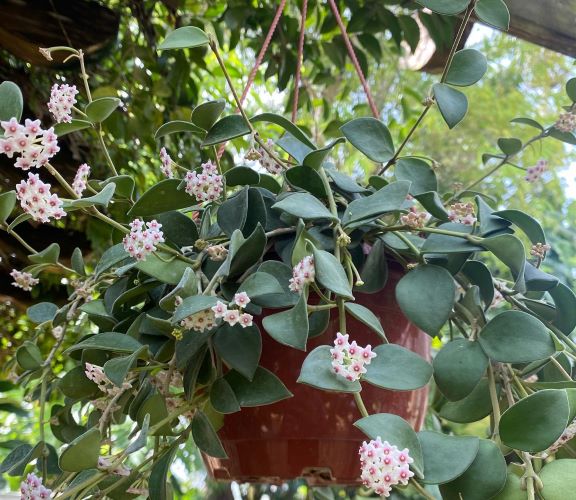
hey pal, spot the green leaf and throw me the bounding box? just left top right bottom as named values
left=71, top=183, right=116, bottom=208
left=137, top=393, right=171, bottom=435
left=191, top=99, right=226, bottom=131
left=65, top=332, right=143, bottom=354
left=0, top=81, right=23, bottom=121
left=192, top=410, right=227, bottom=458
left=494, top=209, right=546, bottom=245
left=439, top=378, right=495, bottom=423
left=224, top=166, right=260, bottom=187
left=421, top=223, right=484, bottom=253
left=59, top=428, right=101, bottom=472
left=540, top=459, right=576, bottom=500
left=342, top=181, right=411, bottom=228
left=364, top=344, right=432, bottom=391
left=85, top=97, right=120, bottom=123
left=217, top=187, right=248, bottom=237
left=148, top=445, right=177, bottom=500
left=302, top=138, right=346, bottom=169
left=446, top=49, right=488, bottom=87
left=128, top=179, right=193, bottom=216
left=272, top=192, right=337, bottom=222
left=414, top=191, right=450, bottom=220
left=500, top=390, right=570, bottom=452
left=440, top=439, right=507, bottom=500
left=225, top=366, right=293, bottom=407
left=156, top=211, right=198, bottom=248
left=395, top=157, right=437, bottom=195
left=478, top=311, right=555, bottom=363
left=395, top=265, right=455, bottom=336
left=340, top=117, right=394, bottom=163
left=158, top=26, right=210, bottom=50
left=1, top=443, right=43, bottom=476
left=220, top=225, right=267, bottom=278
left=549, top=127, right=576, bottom=145
left=345, top=302, right=386, bottom=340
left=356, top=239, right=389, bottom=294
left=104, top=345, right=148, bottom=387
left=511, top=117, right=544, bottom=131
left=434, top=339, right=488, bottom=401
left=298, top=345, right=361, bottom=392
left=312, top=247, right=354, bottom=299
left=53, top=119, right=92, bottom=136
left=475, top=0, right=510, bottom=30
left=419, top=431, right=479, bottom=485
left=277, top=132, right=314, bottom=163
left=58, top=366, right=99, bottom=400
left=327, top=168, right=367, bottom=193
left=0, top=190, right=16, bottom=223
left=492, top=470, right=527, bottom=500
left=27, top=302, right=58, bottom=324
left=250, top=112, right=316, bottom=149
left=497, top=137, right=523, bottom=155
left=154, top=120, right=204, bottom=139
left=210, top=378, right=240, bottom=414
left=567, top=78, right=576, bottom=103
left=549, top=283, right=576, bottom=335
left=201, top=115, right=251, bottom=147
left=262, top=292, right=309, bottom=350
left=135, top=252, right=190, bottom=285
left=355, top=413, right=424, bottom=478
left=481, top=234, right=526, bottom=292
left=172, top=296, right=219, bottom=324
left=16, top=341, right=43, bottom=371
left=214, top=324, right=261, bottom=380
left=237, top=272, right=285, bottom=301
left=433, top=83, right=468, bottom=129
left=524, top=262, right=559, bottom=292
left=29, top=243, right=60, bottom=264
left=126, top=414, right=150, bottom=455
left=415, top=0, right=470, bottom=15
left=285, top=165, right=327, bottom=198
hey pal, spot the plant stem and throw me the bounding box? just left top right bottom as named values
left=77, top=49, right=92, bottom=102
left=394, top=231, right=424, bottom=262
left=1, top=225, right=37, bottom=253
left=353, top=392, right=369, bottom=418
left=487, top=364, right=501, bottom=440
left=410, top=478, right=437, bottom=500
left=548, top=356, right=573, bottom=381
left=97, top=126, right=119, bottom=176
left=38, top=368, right=48, bottom=481
left=45, top=162, right=78, bottom=199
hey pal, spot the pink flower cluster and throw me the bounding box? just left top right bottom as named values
left=258, top=138, right=282, bottom=175
left=359, top=438, right=414, bottom=497
left=184, top=160, right=223, bottom=202
left=289, top=255, right=315, bottom=293
left=555, top=111, right=576, bottom=133
left=330, top=332, right=377, bottom=382
left=530, top=242, right=551, bottom=259
left=72, top=163, right=91, bottom=196
left=11, top=269, right=39, bottom=291
left=16, top=173, right=66, bottom=223
left=122, top=219, right=165, bottom=261
left=160, top=147, right=174, bottom=178
left=85, top=362, right=132, bottom=396
left=447, top=202, right=476, bottom=225
left=212, top=292, right=253, bottom=328
left=20, top=472, right=52, bottom=500
left=524, top=159, right=547, bottom=183
left=400, top=207, right=428, bottom=229
left=0, top=118, right=59, bottom=170
left=47, top=83, right=78, bottom=123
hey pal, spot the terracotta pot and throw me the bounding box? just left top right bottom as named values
left=204, top=267, right=430, bottom=485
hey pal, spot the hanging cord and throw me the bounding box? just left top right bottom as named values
left=291, top=0, right=309, bottom=122
left=217, top=0, right=287, bottom=159
left=327, top=0, right=379, bottom=119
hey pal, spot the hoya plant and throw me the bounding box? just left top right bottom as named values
left=2, top=0, right=576, bottom=498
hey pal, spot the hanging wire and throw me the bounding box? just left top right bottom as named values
left=291, top=0, right=309, bottom=122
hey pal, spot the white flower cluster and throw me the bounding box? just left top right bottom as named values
left=555, top=111, right=576, bottom=133
left=258, top=138, right=282, bottom=175
left=10, top=270, right=39, bottom=291
left=530, top=242, right=551, bottom=259
left=122, top=219, right=165, bottom=261
left=20, top=472, right=52, bottom=500
left=0, top=117, right=60, bottom=170
left=330, top=332, right=377, bottom=382
left=524, top=159, right=547, bottom=183
left=47, top=83, right=78, bottom=123
left=400, top=207, right=429, bottom=229
left=184, top=160, right=224, bottom=202
left=16, top=172, right=66, bottom=223
left=85, top=362, right=132, bottom=396
left=212, top=292, right=253, bottom=328
left=175, top=296, right=217, bottom=333
left=359, top=438, right=414, bottom=497
left=206, top=244, right=228, bottom=261
left=72, top=163, right=91, bottom=196
left=160, top=147, right=174, bottom=178
left=289, top=255, right=315, bottom=293
left=447, top=202, right=476, bottom=225
left=98, top=456, right=131, bottom=476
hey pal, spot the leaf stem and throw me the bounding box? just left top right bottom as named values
left=487, top=363, right=501, bottom=440
left=353, top=391, right=369, bottom=418
left=410, top=478, right=437, bottom=500
left=548, top=355, right=573, bottom=381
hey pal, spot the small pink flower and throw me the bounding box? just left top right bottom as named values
left=184, top=160, right=223, bottom=203
left=10, top=269, right=39, bottom=291
left=72, top=163, right=91, bottom=196
left=289, top=255, right=315, bottom=293
left=160, top=147, right=174, bottom=178
left=234, top=292, right=251, bottom=308
left=239, top=313, right=253, bottom=328
left=47, top=83, right=78, bottom=123
left=211, top=301, right=228, bottom=318
left=122, top=219, right=164, bottom=262
left=224, top=309, right=240, bottom=326
left=331, top=332, right=376, bottom=382
left=447, top=202, right=476, bottom=225
left=20, top=472, right=53, bottom=500
left=15, top=173, right=66, bottom=223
